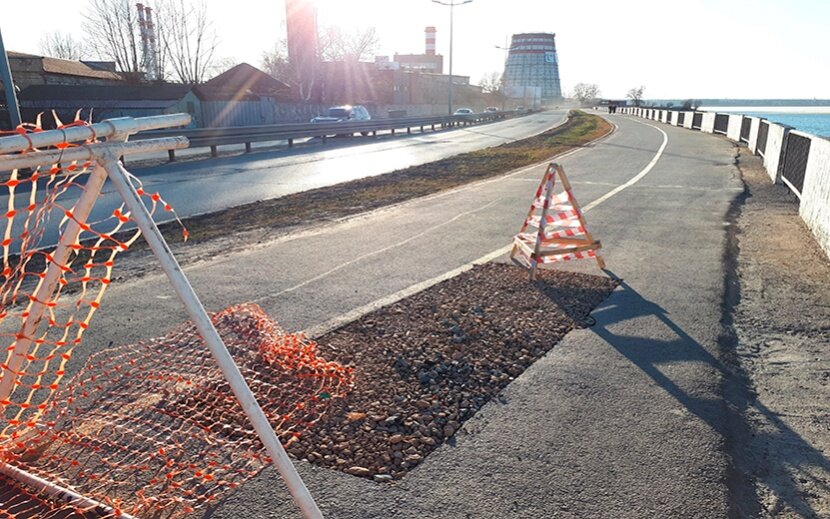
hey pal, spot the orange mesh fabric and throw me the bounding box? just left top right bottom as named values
left=0, top=115, right=183, bottom=449
left=0, top=118, right=341, bottom=516
left=4, top=303, right=352, bottom=517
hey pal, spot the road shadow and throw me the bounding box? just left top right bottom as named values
left=558, top=279, right=830, bottom=518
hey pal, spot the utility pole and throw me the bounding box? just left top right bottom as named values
left=0, top=27, right=21, bottom=129
left=432, top=0, right=472, bottom=115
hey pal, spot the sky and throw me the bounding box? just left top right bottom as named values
left=2, top=0, right=828, bottom=99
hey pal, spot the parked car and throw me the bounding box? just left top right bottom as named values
left=311, top=105, right=372, bottom=136
left=311, top=105, right=371, bottom=123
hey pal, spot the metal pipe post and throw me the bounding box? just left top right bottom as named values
left=432, top=0, right=472, bottom=116
left=448, top=2, right=454, bottom=115
left=0, top=114, right=190, bottom=155
left=0, top=462, right=137, bottom=519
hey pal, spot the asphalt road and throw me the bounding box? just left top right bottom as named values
left=70, top=113, right=745, bottom=517
left=0, top=110, right=567, bottom=252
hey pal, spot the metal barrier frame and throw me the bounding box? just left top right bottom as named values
left=135, top=109, right=524, bottom=161
left=0, top=115, right=322, bottom=519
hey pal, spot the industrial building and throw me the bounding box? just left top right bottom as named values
left=502, top=33, right=562, bottom=104
left=376, top=27, right=444, bottom=74
left=285, top=0, right=319, bottom=100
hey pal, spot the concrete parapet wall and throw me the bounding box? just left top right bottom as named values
left=623, top=104, right=830, bottom=261
left=763, top=124, right=789, bottom=183
left=701, top=112, right=716, bottom=133
left=726, top=114, right=743, bottom=142
left=799, top=136, right=830, bottom=258
left=748, top=117, right=762, bottom=153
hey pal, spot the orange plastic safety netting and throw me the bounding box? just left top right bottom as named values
left=0, top=113, right=183, bottom=448
left=0, top=117, right=352, bottom=517
left=3, top=303, right=352, bottom=518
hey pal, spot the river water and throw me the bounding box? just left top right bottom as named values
left=698, top=106, right=830, bottom=138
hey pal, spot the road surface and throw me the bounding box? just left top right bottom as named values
left=0, top=110, right=568, bottom=252
left=72, top=113, right=746, bottom=517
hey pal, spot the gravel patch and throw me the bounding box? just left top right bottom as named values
left=286, top=263, right=618, bottom=481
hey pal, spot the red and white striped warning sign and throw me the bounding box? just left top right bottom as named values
left=511, top=163, right=605, bottom=279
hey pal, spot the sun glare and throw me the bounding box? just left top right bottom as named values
left=313, top=0, right=375, bottom=30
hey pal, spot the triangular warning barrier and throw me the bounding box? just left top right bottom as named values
left=510, top=163, right=605, bottom=279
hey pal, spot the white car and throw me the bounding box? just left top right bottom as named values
left=453, top=108, right=474, bottom=116
left=311, top=105, right=371, bottom=123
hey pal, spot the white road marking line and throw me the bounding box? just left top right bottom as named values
left=255, top=199, right=500, bottom=303
left=582, top=123, right=668, bottom=213
left=269, top=123, right=621, bottom=306
left=304, top=246, right=508, bottom=338
left=304, top=120, right=667, bottom=337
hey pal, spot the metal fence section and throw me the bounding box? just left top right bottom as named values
left=757, top=120, right=770, bottom=157
left=740, top=117, right=752, bottom=142
left=135, top=109, right=519, bottom=161
left=780, top=132, right=813, bottom=196
left=714, top=114, right=729, bottom=134
left=621, top=101, right=830, bottom=262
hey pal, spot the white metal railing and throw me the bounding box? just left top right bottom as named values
left=0, top=114, right=322, bottom=519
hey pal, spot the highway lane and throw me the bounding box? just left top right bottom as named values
left=71, top=114, right=743, bottom=517
left=2, top=110, right=567, bottom=251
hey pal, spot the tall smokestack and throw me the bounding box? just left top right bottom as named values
left=136, top=3, right=150, bottom=75
left=425, top=26, right=436, bottom=55
left=285, top=0, right=319, bottom=100
left=144, top=5, right=159, bottom=81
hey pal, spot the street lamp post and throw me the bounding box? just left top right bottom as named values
left=432, top=0, right=472, bottom=115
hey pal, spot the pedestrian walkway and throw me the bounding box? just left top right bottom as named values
left=80, top=115, right=744, bottom=518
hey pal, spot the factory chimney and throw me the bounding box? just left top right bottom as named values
left=425, top=26, right=436, bottom=56
left=136, top=3, right=150, bottom=74
left=144, top=5, right=160, bottom=81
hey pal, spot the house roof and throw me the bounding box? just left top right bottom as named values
left=8, top=51, right=122, bottom=81
left=195, top=63, right=290, bottom=100
left=18, top=84, right=194, bottom=110
left=20, top=84, right=193, bottom=101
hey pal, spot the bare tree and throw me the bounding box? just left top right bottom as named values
left=261, top=39, right=312, bottom=100
left=40, top=33, right=86, bottom=60
left=319, top=26, right=379, bottom=62
left=479, top=72, right=503, bottom=93
left=626, top=85, right=646, bottom=107
left=158, top=0, right=218, bottom=84
left=571, top=83, right=601, bottom=104
left=84, top=0, right=153, bottom=74
left=479, top=72, right=507, bottom=109
left=261, top=40, right=292, bottom=81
